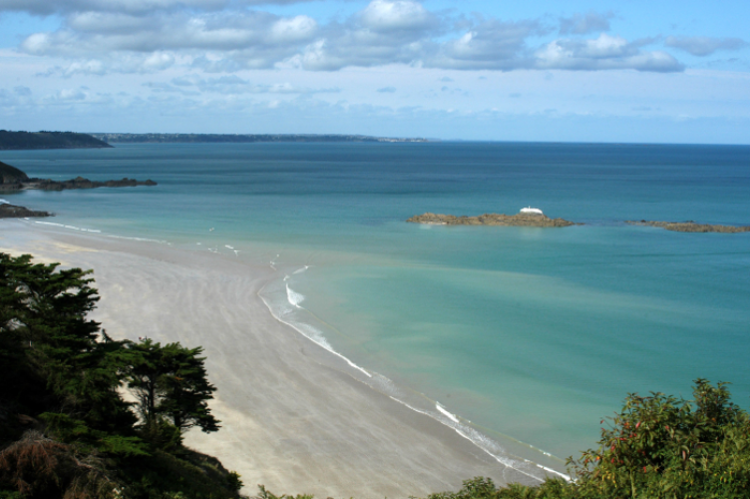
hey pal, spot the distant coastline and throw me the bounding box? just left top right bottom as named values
left=89, top=132, right=430, bottom=144
left=0, top=130, right=111, bottom=150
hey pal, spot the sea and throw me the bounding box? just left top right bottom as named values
left=2, top=142, right=749, bottom=474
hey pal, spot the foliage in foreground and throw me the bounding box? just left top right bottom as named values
left=423, top=379, right=750, bottom=499
left=0, top=253, right=240, bottom=499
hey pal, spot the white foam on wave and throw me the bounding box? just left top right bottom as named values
left=390, top=396, right=570, bottom=482
left=0, top=199, right=9, bottom=204
left=225, top=245, right=234, bottom=250
left=293, top=265, right=310, bottom=275
left=260, top=281, right=372, bottom=378
left=286, top=283, right=305, bottom=309
left=436, top=402, right=460, bottom=423
left=108, top=234, right=167, bottom=244
left=34, top=221, right=101, bottom=233
left=261, top=271, right=566, bottom=481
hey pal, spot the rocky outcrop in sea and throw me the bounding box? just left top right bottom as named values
left=407, top=212, right=577, bottom=227
left=626, top=220, right=750, bottom=233
left=0, top=204, right=52, bottom=218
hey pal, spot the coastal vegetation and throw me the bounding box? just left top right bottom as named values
left=421, top=379, right=750, bottom=498
left=0, top=253, right=240, bottom=499
left=0, top=131, right=111, bottom=150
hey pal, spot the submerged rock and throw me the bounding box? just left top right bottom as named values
left=626, top=220, right=750, bottom=233
left=407, top=212, right=577, bottom=227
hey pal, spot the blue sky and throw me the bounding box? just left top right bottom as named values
left=1, top=0, right=748, bottom=143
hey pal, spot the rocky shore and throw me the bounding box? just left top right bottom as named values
left=626, top=220, right=750, bottom=233
left=0, top=203, right=52, bottom=218
left=0, top=176, right=157, bottom=193
left=407, top=212, right=577, bottom=227
left=0, top=160, right=157, bottom=217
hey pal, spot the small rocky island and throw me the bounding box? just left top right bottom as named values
left=626, top=220, right=750, bottom=233
left=407, top=211, right=577, bottom=228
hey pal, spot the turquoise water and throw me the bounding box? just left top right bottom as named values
left=3, top=142, right=749, bottom=471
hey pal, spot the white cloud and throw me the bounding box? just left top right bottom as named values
left=360, top=0, right=436, bottom=32
left=149, top=74, right=339, bottom=94
left=0, top=0, right=310, bottom=15
left=143, top=51, right=176, bottom=70
left=535, top=34, right=683, bottom=72
left=270, top=15, right=317, bottom=43
left=12, top=1, right=686, bottom=74
left=665, top=36, right=747, bottom=56
left=37, top=52, right=177, bottom=77
left=426, top=19, right=542, bottom=70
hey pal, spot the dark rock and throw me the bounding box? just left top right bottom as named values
left=0, top=203, right=52, bottom=218
left=0, top=160, right=30, bottom=184
left=0, top=160, right=157, bottom=192
left=407, top=212, right=577, bottom=227
left=626, top=220, right=750, bottom=233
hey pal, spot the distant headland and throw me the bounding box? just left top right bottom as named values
left=90, top=133, right=429, bottom=144
left=0, top=130, right=111, bottom=150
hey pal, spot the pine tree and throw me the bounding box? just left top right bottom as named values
left=125, top=339, right=220, bottom=435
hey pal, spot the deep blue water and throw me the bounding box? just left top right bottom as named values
left=3, top=142, right=749, bottom=471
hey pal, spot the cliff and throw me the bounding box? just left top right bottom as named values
left=407, top=212, right=577, bottom=227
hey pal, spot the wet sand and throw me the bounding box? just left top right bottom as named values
left=0, top=220, right=550, bottom=498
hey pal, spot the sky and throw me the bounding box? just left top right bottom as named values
left=0, top=0, right=749, bottom=143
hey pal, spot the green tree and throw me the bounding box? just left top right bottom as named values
left=125, top=339, right=220, bottom=435
left=0, top=253, right=135, bottom=439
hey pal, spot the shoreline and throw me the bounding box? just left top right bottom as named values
left=0, top=219, right=557, bottom=498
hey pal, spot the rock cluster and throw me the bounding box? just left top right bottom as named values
left=407, top=212, right=577, bottom=227
left=25, top=176, right=158, bottom=191
left=0, top=172, right=157, bottom=193
left=0, top=203, right=52, bottom=218
left=626, top=220, right=750, bottom=233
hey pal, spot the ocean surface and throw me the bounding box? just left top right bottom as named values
left=3, top=142, right=749, bottom=473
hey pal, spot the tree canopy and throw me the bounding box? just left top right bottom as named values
left=0, top=252, right=238, bottom=499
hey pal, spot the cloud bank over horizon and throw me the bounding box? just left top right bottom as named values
left=0, top=0, right=748, bottom=143
left=6, top=0, right=690, bottom=74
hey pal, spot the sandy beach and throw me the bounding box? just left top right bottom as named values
left=1, top=219, right=550, bottom=498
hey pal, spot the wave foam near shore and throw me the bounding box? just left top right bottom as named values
left=260, top=265, right=567, bottom=483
